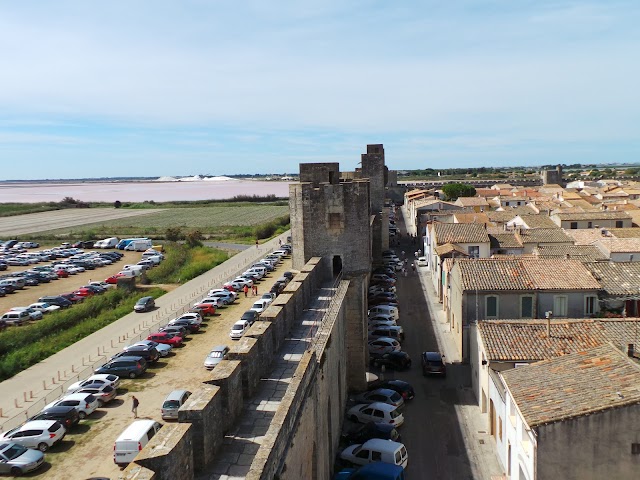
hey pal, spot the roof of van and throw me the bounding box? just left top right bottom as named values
left=360, top=438, right=404, bottom=450
left=116, top=419, right=160, bottom=441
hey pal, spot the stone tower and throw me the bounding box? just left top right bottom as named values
left=542, top=165, right=564, bottom=186
left=359, top=144, right=388, bottom=262
left=290, top=164, right=372, bottom=391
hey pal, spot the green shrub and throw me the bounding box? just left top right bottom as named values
left=0, top=288, right=165, bottom=380
left=145, top=244, right=227, bottom=284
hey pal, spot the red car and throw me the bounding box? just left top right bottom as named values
left=192, top=303, right=217, bottom=316
left=147, top=332, right=183, bottom=347
left=56, top=269, right=70, bottom=278
left=105, top=274, right=124, bottom=284
left=60, top=292, right=85, bottom=304
left=74, top=287, right=95, bottom=297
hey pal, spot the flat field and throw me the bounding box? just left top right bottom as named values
left=39, top=205, right=289, bottom=237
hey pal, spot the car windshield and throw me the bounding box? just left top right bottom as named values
left=163, top=400, right=180, bottom=408
left=40, top=303, right=50, bottom=308
left=390, top=409, right=400, bottom=418
left=232, top=324, right=244, bottom=331
left=209, top=351, right=224, bottom=358
left=390, top=392, right=402, bottom=402
left=1, top=443, right=28, bottom=460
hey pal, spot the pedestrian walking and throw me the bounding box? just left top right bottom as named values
left=417, top=249, right=422, bottom=256
left=411, top=263, right=416, bottom=272
left=252, top=285, right=258, bottom=296
left=131, top=395, right=139, bottom=418
left=278, top=239, right=282, bottom=245
left=255, top=240, right=259, bottom=248
left=243, top=285, right=249, bottom=297
left=400, top=250, right=405, bottom=258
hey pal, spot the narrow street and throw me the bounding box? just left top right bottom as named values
left=365, top=208, right=504, bottom=479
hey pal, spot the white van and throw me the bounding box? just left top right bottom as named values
left=340, top=438, right=409, bottom=469
left=118, top=269, right=140, bottom=278
left=125, top=240, right=153, bottom=252
left=94, top=237, right=119, bottom=249
left=368, top=305, right=399, bottom=320
left=122, top=265, right=144, bottom=275
left=113, top=420, right=163, bottom=466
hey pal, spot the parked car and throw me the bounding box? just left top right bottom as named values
left=421, top=351, right=446, bottom=377
left=353, top=389, right=405, bottom=410
left=339, top=439, right=408, bottom=469
left=168, top=317, right=200, bottom=333
left=113, top=420, right=162, bottom=466
left=341, top=421, right=402, bottom=446
left=44, top=392, right=99, bottom=419
left=37, top=296, right=72, bottom=308
left=28, top=405, right=80, bottom=430
left=416, top=256, right=428, bottom=267
left=368, top=338, right=401, bottom=355
left=347, top=402, right=404, bottom=428
left=94, top=356, right=148, bottom=379
left=161, top=390, right=192, bottom=420
left=59, top=292, right=85, bottom=304
left=334, top=463, right=405, bottom=480
left=114, top=345, right=161, bottom=364
left=191, top=302, right=216, bottom=316
left=241, top=310, right=260, bottom=326
left=75, top=384, right=117, bottom=406
left=158, top=324, right=189, bottom=338
left=203, top=345, right=230, bottom=370
left=67, top=374, right=120, bottom=393
left=147, top=332, right=183, bottom=347
left=368, top=380, right=415, bottom=401
left=0, top=310, right=31, bottom=326
left=130, top=340, right=172, bottom=357
left=9, top=307, right=43, bottom=321
left=369, top=352, right=412, bottom=371
left=192, top=297, right=221, bottom=310
left=0, top=442, right=46, bottom=475
left=134, top=296, right=156, bottom=313
left=28, top=302, right=61, bottom=314
left=229, top=320, right=250, bottom=340
left=249, top=299, right=271, bottom=315
left=368, top=326, right=404, bottom=343
left=0, top=420, right=66, bottom=452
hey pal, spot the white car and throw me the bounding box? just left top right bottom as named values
left=175, top=312, right=203, bottom=325
left=89, top=281, right=114, bottom=289
left=67, top=374, right=120, bottom=393
left=131, top=340, right=172, bottom=357
left=346, top=402, right=405, bottom=427
left=0, top=420, right=66, bottom=452
left=249, top=299, right=271, bottom=315
left=28, top=302, right=61, bottom=314
left=229, top=320, right=250, bottom=340
left=44, top=392, right=99, bottom=419
left=232, top=277, right=253, bottom=288
left=416, top=256, right=428, bottom=267
left=368, top=337, right=401, bottom=355
left=368, top=318, right=397, bottom=329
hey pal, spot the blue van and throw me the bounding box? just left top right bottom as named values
left=116, top=238, right=149, bottom=250
left=335, top=462, right=405, bottom=480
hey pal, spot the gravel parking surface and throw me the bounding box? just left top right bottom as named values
left=15, top=258, right=292, bottom=480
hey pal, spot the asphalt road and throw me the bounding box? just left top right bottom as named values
left=362, top=213, right=503, bottom=479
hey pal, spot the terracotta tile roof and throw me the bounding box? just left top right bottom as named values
left=478, top=320, right=608, bottom=362
left=433, top=223, right=490, bottom=244
left=583, top=262, right=640, bottom=295
left=553, top=211, right=632, bottom=221
left=609, top=228, right=640, bottom=238
left=594, top=238, right=640, bottom=253
left=453, top=212, right=491, bottom=224
left=456, top=258, right=600, bottom=291
left=598, top=319, right=640, bottom=351
left=533, top=244, right=608, bottom=261
left=489, top=233, right=523, bottom=249
left=502, top=344, right=640, bottom=428
left=519, top=215, right=558, bottom=229
left=565, top=199, right=598, bottom=210
left=455, top=197, right=490, bottom=206
left=563, top=228, right=604, bottom=245
left=435, top=243, right=469, bottom=256
left=486, top=211, right=518, bottom=223
left=516, top=228, right=574, bottom=244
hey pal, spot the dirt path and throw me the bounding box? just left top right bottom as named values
left=20, top=259, right=292, bottom=480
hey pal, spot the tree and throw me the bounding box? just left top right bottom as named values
left=185, top=230, right=204, bottom=247
left=165, top=227, right=183, bottom=242
left=114, top=200, right=122, bottom=209
left=441, top=183, right=476, bottom=200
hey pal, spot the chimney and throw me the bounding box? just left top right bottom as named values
left=545, top=311, right=552, bottom=337
left=628, top=344, right=635, bottom=358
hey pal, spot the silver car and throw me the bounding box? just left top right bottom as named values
left=204, top=345, right=230, bottom=370
left=0, top=442, right=45, bottom=475
left=131, top=340, right=172, bottom=357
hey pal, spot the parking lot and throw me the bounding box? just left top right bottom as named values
left=0, top=236, right=291, bottom=479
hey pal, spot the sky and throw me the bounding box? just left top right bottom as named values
left=0, top=1, right=639, bottom=180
